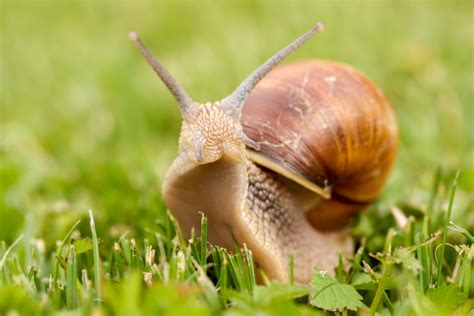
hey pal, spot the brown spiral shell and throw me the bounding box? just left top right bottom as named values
left=241, top=60, right=398, bottom=230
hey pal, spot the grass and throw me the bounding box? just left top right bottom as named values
left=0, top=182, right=472, bottom=314
left=1, top=0, right=473, bottom=315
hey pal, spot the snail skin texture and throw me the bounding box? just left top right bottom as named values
left=129, top=23, right=398, bottom=284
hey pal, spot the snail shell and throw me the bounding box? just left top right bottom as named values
left=242, top=60, right=398, bottom=230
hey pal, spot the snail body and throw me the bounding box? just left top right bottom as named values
left=130, top=24, right=398, bottom=284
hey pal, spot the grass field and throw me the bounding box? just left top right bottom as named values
left=1, top=1, right=473, bottom=315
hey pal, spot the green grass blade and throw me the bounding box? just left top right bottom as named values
left=168, top=210, right=187, bottom=252
left=210, top=247, right=221, bottom=278
left=81, top=269, right=89, bottom=294
left=0, top=234, right=23, bottom=271
left=119, top=238, right=132, bottom=267
left=227, top=252, right=244, bottom=290
left=436, top=171, right=461, bottom=285
left=289, top=254, right=295, bottom=286
left=169, top=250, right=178, bottom=280
left=189, top=229, right=199, bottom=261
left=449, top=222, right=474, bottom=244
left=66, top=245, right=77, bottom=309
left=460, top=245, right=473, bottom=301
left=200, top=214, right=208, bottom=268
left=370, top=229, right=395, bottom=314
left=130, top=239, right=139, bottom=270
left=114, top=242, right=124, bottom=280
left=424, top=166, right=442, bottom=236
left=337, top=252, right=344, bottom=283
left=219, top=255, right=228, bottom=290
left=352, top=238, right=366, bottom=272
left=243, top=244, right=255, bottom=291
left=89, top=209, right=101, bottom=304
left=53, top=220, right=81, bottom=288
left=1, top=259, right=13, bottom=286
left=416, top=233, right=431, bottom=292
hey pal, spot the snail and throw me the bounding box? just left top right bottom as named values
left=129, top=23, right=398, bottom=284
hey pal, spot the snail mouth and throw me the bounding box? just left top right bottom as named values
left=189, top=145, right=247, bottom=165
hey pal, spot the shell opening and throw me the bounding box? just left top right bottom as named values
left=247, top=150, right=331, bottom=199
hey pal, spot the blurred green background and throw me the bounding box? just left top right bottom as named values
left=1, top=1, right=473, bottom=244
